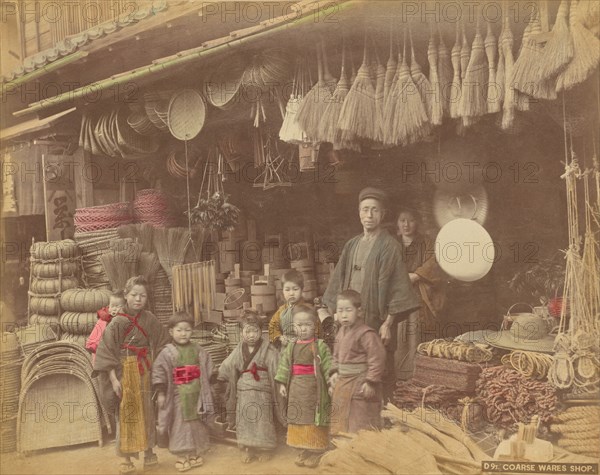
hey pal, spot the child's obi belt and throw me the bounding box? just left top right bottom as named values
left=292, top=364, right=315, bottom=375
left=242, top=362, right=268, bottom=381
left=338, top=362, right=368, bottom=376
left=173, top=365, right=200, bottom=384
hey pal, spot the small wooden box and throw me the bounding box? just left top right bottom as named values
left=412, top=355, right=484, bottom=393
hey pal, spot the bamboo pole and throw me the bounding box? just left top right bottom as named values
left=13, top=1, right=358, bottom=117
left=1, top=51, right=89, bottom=94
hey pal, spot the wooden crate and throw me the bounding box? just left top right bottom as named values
left=412, top=355, right=484, bottom=393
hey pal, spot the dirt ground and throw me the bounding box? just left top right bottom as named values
left=1, top=439, right=337, bottom=475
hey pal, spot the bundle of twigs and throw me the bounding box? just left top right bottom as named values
left=153, top=227, right=191, bottom=282
left=100, top=241, right=142, bottom=291
left=117, top=223, right=154, bottom=253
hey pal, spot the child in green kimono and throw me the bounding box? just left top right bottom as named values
left=275, top=304, right=333, bottom=468
left=152, top=312, right=215, bottom=473
left=218, top=310, right=282, bottom=463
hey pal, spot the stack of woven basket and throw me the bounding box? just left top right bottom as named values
left=133, top=189, right=177, bottom=227
left=28, top=240, right=81, bottom=333
left=17, top=341, right=110, bottom=453
left=74, top=228, right=119, bottom=290
left=153, top=267, right=173, bottom=326
left=0, top=333, right=22, bottom=454
left=59, top=289, right=111, bottom=347
left=74, top=202, right=133, bottom=234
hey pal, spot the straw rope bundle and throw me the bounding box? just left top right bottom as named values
left=427, top=30, right=443, bottom=126
left=556, top=0, right=600, bottom=92
left=437, top=27, right=453, bottom=118
left=449, top=25, right=462, bottom=119
left=476, top=366, right=558, bottom=428
left=338, top=33, right=377, bottom=142
left=485, top=22, right=501, bottom=114
left=500, top=350, right=554, bottom=380
left=417, top=339, right=493, bottom=364
left=538, top=0, right=574, bottom=81
left=550, top=405, right=600, bottom=458
left=512, top=9, right=557, bottom=100
left=393, top=379, right=471, bottom=414
left=458, top=17, right=488, bottom=128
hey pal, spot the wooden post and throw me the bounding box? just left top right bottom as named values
left=42, top=149, right=76, bottom=241
left=72, top=148, right=94, bottom=209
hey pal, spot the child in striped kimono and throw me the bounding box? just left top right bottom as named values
left=218, top=310, right=282, bottom=463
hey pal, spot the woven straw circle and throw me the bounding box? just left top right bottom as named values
left=167, top=89, right=206, bottom=140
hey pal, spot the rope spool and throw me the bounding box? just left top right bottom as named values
left=31, top=261, right=78, bottom=278
left=59, top=312, right=98, bottom=335
left=28, top=297, right=60, bottom=316
left=30, top=240, right=79, bottom=260
left=30, top=277, right=78, bottom=294
left=60, top=289, right=111, bottom=313
left=550, top=404, right=600, bottom=457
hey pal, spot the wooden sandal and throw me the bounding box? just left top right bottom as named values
left=143, top=453, right=158, bottom=468
left=188, top=456, right=203, bottom=468
left=119, top=461, right=136, bottom=475
left=175, top=460, right=192, bottom=473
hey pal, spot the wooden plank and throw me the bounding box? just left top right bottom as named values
left=42, top=152, right=76, bottom=241
left=72, top=148, right=94, bottom=209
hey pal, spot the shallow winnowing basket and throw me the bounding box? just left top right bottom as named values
left=17, top=342, right=109, bottom=453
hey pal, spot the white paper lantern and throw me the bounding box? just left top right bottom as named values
left=435, top=218, right=495, bottom=282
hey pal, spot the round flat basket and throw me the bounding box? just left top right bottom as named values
left=167, top=89, right=206, bottom=141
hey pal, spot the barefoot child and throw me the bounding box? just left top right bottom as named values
left=329, top=290, right=386, bottom=435
left=269, top=270, right=321, bottom=350
left=218, top=310, right=282, bottom=463
left=95, top=276, right=170, bottom=475
left=152, top=312, right=215, bottom=472
left=275, top=304, right=332, bottom=468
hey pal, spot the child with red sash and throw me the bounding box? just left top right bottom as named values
left=275, top=304, right=333, bottom=468
left=218, top=310, right=283, bottom=463
left=152, top=312, right=215, bottom=473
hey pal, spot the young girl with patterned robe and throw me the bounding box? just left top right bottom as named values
left=275, top=304, right=332, bottom=468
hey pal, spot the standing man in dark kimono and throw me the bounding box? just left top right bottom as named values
left=323, top=187, right=420, bottom=401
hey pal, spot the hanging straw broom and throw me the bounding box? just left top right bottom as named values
left=458, top=14, right=488, bottom=127
left=538, top=0, right=574, bottom=81
left=485, top=21, right=501, bottom=113
left=279, top=57, right=309, bottom=143
left=437, top=26, right=453, bottom=118
left=296, top=43, right=332, bottom=142
left=427, top=27, right=443, bottom=126
left=459, top=23, right=471, bottom=86
left=512, top=8, right=557, bottom=100
left=338, top=32, right=377, bottom=142
left=320, top=62, right=349, bottom=145
left=513, top=24, right=531, bottom=113
left=499, top=12, right=517, bottom=130
left=335, top=54, right=361, bottom=152
left=556, top=0, right=600, bottom=92
left=373, top=42, right=387, bottom=143
left=408, top=26, right=432, bottom=139
left=450, top=24, right=462, bottom=119
left=384, top=27, right=397, bottom=106
left=382, top=44, right=403, bottom=146
left=392, top=30, right=428, bottom=146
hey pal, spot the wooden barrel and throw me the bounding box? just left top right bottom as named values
left=251, top=283, right=277, bottom=313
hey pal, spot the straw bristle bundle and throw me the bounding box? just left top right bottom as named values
left=538, top=0, right=574, bottom=80
left=449, top=29, right=462, bottom=119
left=392, top=56, right=428, bottom=146
left=458, top=26, right=488, bottom=125
left=437, top=30, right=453, bottom=117
left=556, top=0, right=600, bottom=92
left=374, top=62, right=386, bottom=142
left=138, top=252, right=161, bottom=284
left=485, top=22, right=501, bottom=113
left=427, top=34, right=443, bottom=126
left=153, top=227, right=190, bottom=281
left=500, top=15, right=516, bottom=130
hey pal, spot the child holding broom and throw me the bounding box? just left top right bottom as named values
left=94, top=276, right=170, bottom=475
left=269, top=270, right=321, bottom=350
left=152, top=312, right=215, bottom=472
left=329, top=290, right=386, bottom=435
left=218, top=309, right=283, bottom=463
left=275, top=304, right=333, bottom=468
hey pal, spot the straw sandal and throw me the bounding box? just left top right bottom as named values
left=303, top=452, right=323, bottom=468
left=175, top=460, right=192, bottom=473
left=294, top=451, right=308, bottom=467
left=257, top=451, right=272, bottom=462
left=189, top=456, right=203, bottom=468
left=119, top=461, right=136, bottom=475
left=240, top=448, right=254, bottom=463
left=143, top=453, right=158, bottom=468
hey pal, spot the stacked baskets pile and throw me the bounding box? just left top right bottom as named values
left=190, top=328, right=229, bottom=372
left=74, top=229, right=119, bottom=290
left=0, top=333, right=22, bottom=454
left=28, top=240, right=81, bottom=333
left=133, top=189, right=177, bottom=227
left=17, top=342, right=110, bottom=453
left=74, top=202, right=133, bottom=234
left=60, top=289, right=111, bottom=347
left=153, top=267, right=173, bottom=326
